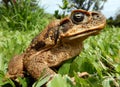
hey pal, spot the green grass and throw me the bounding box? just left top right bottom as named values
left=0, top=0, right=48, bottom=31
left=0, top=23, right=48, bottom=72
left=0, top=26, right=120, bottom=87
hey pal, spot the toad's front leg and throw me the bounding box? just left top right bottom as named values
left=23, top=56, right=56, bottom=79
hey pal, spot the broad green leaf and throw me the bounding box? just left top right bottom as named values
left=47, top=74, right=71, bottom=87
left=102, top=78, right=111, bottom=87
left=32, top=75, right=51, bottom=87
left=58, top=59, right=73, bottom=75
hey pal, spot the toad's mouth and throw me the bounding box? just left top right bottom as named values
left=61, top=22, right=106, bottom=40
left=63, top=29, right=101, bottom=40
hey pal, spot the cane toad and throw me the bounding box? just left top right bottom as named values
left=7, top=9, right=106, bottom=79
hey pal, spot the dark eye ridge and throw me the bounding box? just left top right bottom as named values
left=72, top=12, right=84, bottom=23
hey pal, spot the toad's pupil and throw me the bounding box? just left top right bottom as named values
left=73, top=12, right=84, bottom=22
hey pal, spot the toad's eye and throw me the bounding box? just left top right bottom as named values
left=71, top=12, right=84, bottom=24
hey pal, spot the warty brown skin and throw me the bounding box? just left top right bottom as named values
left=7, top=9, right=106, bottom=79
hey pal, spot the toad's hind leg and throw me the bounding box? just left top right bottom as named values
left=6, top=54, right=24, bottom=79
left=24, top=58, right=56, bottom=79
